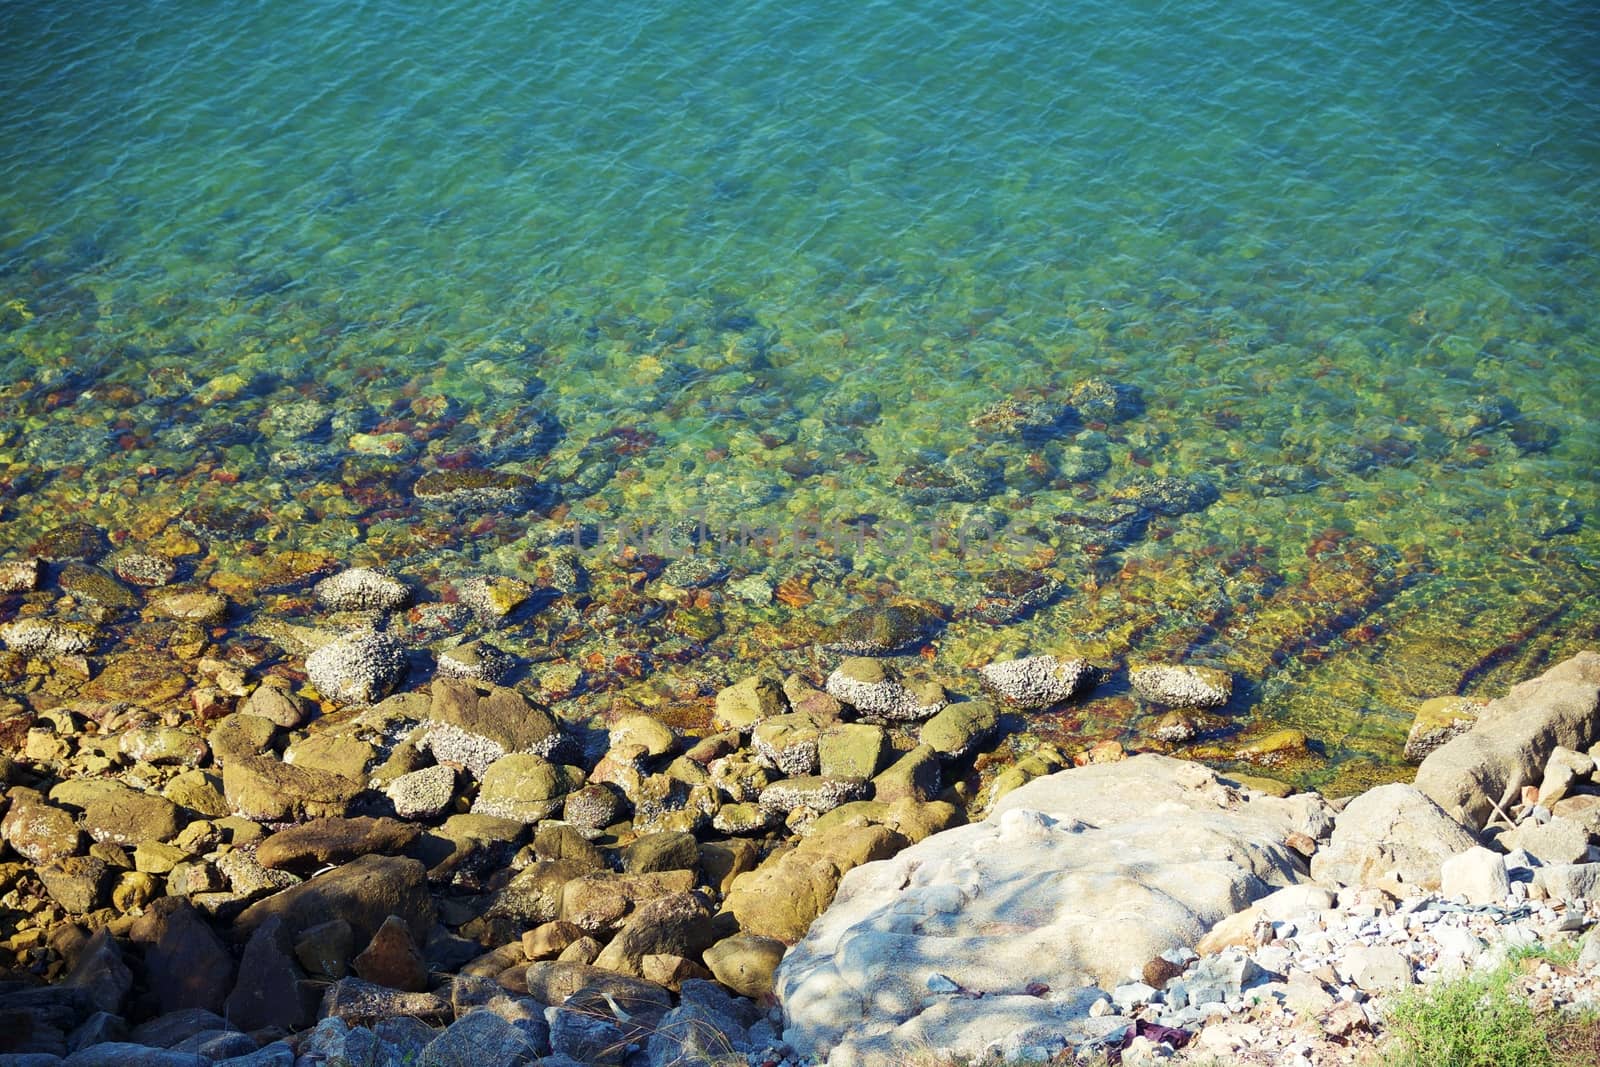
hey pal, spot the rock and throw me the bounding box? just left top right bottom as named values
left=825, top=658, right=947, bottom=722
left=130, top=899, right=236, bottom=1015
left=206, top=713, right=279, bottom=767
left=319, top=978, right=449, bottom=1026
left=255, top=816, right=419, bottom=872
left=871, top=745, right=941, bottom=804
left=1341, top=944, right=1414, bottom=992
left=224, top=915, right=315, bottom=1031
left=1441, top=846, right=1511, bottom=905
left=817, top=723, right=887, bottom=779
left=352, top=915, right=429, bottom=992
left=609, top=714, right=677, bottom=759
left=146, top=589, right=228, bottom=625
left=591, top=892, right=716, bottom=979
left=1403, top=696, right=1484, bottom=763
left=162, top=770, right=229, bottom=817
left=977, top=656, right=1093, bottom=710
left=622, top=832, right=699, bottom=875
left=704, top=934, right=786, bottom=999
left=234, top=854, right=435, bottom=947
left=1, top=618, right=97, bottom=658
left=548, top=1009, right=626, bottom=1065
left=420, top=1010, right=542, bottom=1067
left=284, top=733, right=375, bottom=780
left=387, top=765, right=457, bottom=820
left=724, top=823, right=907, bottom=943
left=819, top=602, right=944, bottom=655
left=1233, top=728, right=1314, bottom=769
left=413, top=468, right=538, bottom=510
left=127, top=1007, right=231, bottom=1049
left=751, top=714, right=822, bottom=776
left=436, top=640, right=515, bottom=684
left=775, top=754, right=1331, bottom=1063
left=1539, top=762, right=1579, bottom=808
left=471, top=754, right=583, bottom=822
left=241, top=685, right=310, bottom=729
left=1498, top=816, right=1592, bottom=865
left=1309, top=783, right=1476, bottom=891
left=222, top=757, right=363, bottom=823
left=1415, top=651, right=1600, bottom=830
left=919, top=700, right=999, bottom=763
left=1129, top=663, right=1233, bottom=707
left=1070, top=377, right=1143, bottom=422
left=561, top=871, right=697, bottom=936
left=0, top=557, right=42, bottom=592
left=314, top=568, right=410, bottom=612
left=1532, top=862, right=1600, bottom=904
left=646, top=979, right=763, bottom=1064
left=422, top=680, right=562, bottom=777
left=523, top=921, right=587, bottom=961
left=969, top=398, right=1072, bottom=438
left=305, top=630, right=408, bottom=706
left=563, top=783, right=625, bottom=831
left=294, top=919, right=355, bottom=979
left=64, top=928, right=132, bottom=1015
left=38, top=856, right=108, bottom=914
left=760, top=776, right=871, bottom=815
left=76, top=784, right=183, bottom=846
left=712, top=675, right=788, bottom=731
left=63, top=1043, right=208, bottom=1067
left=119, top=727, right=208, bottom=767
left=1110, top=474, right=1218, bottom=517
left=2, top=798, right=82, bottom=863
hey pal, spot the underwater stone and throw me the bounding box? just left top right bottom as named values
left=962, top=569, right=1064, bottom=625
left=315, top=568, right=411, bottom=612
left=436, top=640, right=515, bottom=684
left=893, top=450, right=1003, bottom=505
left=1111, top=474, right=1219, bottom=517
left=413, top=468, right=538, bottom=510
left=58, top=563, right=139, bottom=609
left=1053, top=502, right=1148, bottom=550
left=968, top=397, right=1074, bottom=440
left=1068, top=377, right=1143, bottom=423
left=109, top=550, right=178, bottom=587
left=459, top=575, right=535, bottom=620
left=1129, top=663, right=1233, bottom=708
left=0, top=557, right=42, bottom=592
left=659, top=556, right=730, bottom=588
left=978, top=655, right=1094, bottom=710
left=0, top=618, right=97, bottom=658
left=306, top=631, right=408, bottom=706
left=819, top=602, right=945, bottom=655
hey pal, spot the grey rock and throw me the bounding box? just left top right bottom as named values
left=224, top=916, right=315, bottom=1032
left=213, top=1040, right=294, bottom=1067
left=61, top=1044, right=207, bottom=1067
left=1309, top=783, right=1475, bottom=891
left=1129, top=664, right=1232, bottom=708
left=305, top=630, right=408, bottom=706
left=977, top=656, right=1093, bottom=710
left=824, top=659, right=946, bottom=722
left=547, top=1009, right=625, bottom=1065
left=1440, top=846, right=1511, bottom=906
left=386, top=765, right=457, bottom=820
left=420, top=1010, right=541, bottom=1067
left=315, top=568, right=410, bottom=612
left=127, top=1008, right=231, bottom=1048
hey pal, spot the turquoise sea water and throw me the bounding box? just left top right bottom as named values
left=1, top=0, right=1597, bottom=790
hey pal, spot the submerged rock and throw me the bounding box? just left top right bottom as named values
left=1130, top=663, right=1233, bottom=708
left=1112, top=473, right=1219, bottom=517
left=0, top=618, right=97, bottom=657
left=968, top=398, right=1074, bottom=440
left=413, top=468, right=538, bottom=510
left=820, top=601, right=945, bottom=655
left=961, top=569, right=1063, bottom=625
left=1069, top=377, right=1143, bottom=423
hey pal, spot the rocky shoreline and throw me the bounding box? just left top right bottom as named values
left=0, top=550, right=1597, bottom=1066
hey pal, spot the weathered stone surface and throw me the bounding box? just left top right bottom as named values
left=825, top=658, right=947, bottom=722
left=816, top=723, right=887, bottom=779
left=1309, top=783, right=1475, bottom=891
left=1404, top=696, right=1485, bottom=763
left=775, top=755, right=1330, bottom=1063
left=224, top=915, right=316, bottom=1031
left=918, top=700, right=999, bottom=763
left=590, top=891, right=716, bottom=979
left=64, top=928, right=132, bottom=1015
left=621, top=831, right=699, bottom=875
left=704, top=933, right=786, bottom=999
left=223, top=756, right=363, bottom=823
left=234, top=854, right=435, bottom=947
left=254, top=816, right=418, bottom=871
left=725, top=823, right=907, bottom=943
left=38, top=856, right=107, bottom=914
left=283, top=733, right=376, bottom=781
left=1415, top=651, right=1600, bottom=830
left=977, top=655, right=1093, bottom=710
left=319, top=978, right=449, bottom=1026
left=387, top=764, right=457, bottom=820
left=561, top=870, right=697, bottom=935
left=751, top=714, right=822, bottom=776
left=422, top=680, right=561, bottom=777
left=78, top=784, right=184, bottom=845
left=471, top=754, right=583, bottom=823
left=1128, top=663, right=1232, bottom=707
left=130, top=899, right=236, bottom=1015
left=420, top=1009, right=542, bottom=1067
left=119, top=727, right=209, bottom=767
left=305, top=630, right=408, bottom=706
left=1533, top=862, right=1600, bottom=904
left=353, top=914, right=429, bottom=992
left=713, top=675, right=788, bottom=731
left=294, top=918, right=355, bottom=979
left=242, top=684, right=311, bottom=729
left=315, top=568, right=410, bottom=612
left=206, top=713, right=279, bottom=767
left=759, top=775, right=871, bottom=815
left=63, top=1042, right=209, bottom=1067
left=1499, top=815, right=1592, bottom=865
left=1, top=798, right=82, bottom=864
left=871, top=745, right=941, bottom=804
left=1440, top=846, right=1511, bottom=906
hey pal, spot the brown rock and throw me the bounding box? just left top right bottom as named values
left=703, top=933, right=786, bottom=998
left=222, top=756, right=364, bottom=822
left=234, top=853, right=435, bottom=947
left=225, top=915, right=317, bottom=1031
left=256, top=815, right=420, bottom=872
left=522, top=921, right=587, bottom=961
left=591, top=891, right=716, bottom=978
left=1, top=797, right=82, bottom=864
left=352, top=914, right=429, bottom=992
left=130, top=897, right=237, bottom=1015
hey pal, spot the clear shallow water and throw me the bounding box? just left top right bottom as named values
left=1, top=0, right=1597, bottom=791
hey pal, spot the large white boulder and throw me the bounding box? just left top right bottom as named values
left=776, top=754, right=1331, bottom=1065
